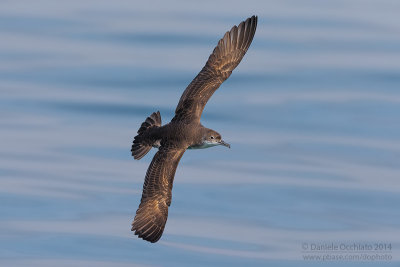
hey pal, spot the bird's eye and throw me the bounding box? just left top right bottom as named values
left=210, top=136, right=214, bottom=139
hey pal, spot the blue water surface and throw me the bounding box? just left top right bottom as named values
left=1, top=1, right=400, bottom=266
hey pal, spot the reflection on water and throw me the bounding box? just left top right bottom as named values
left=1, top=1, right=400, bottom=266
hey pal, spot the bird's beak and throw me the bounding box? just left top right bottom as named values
left=219, top=140, right=231, bottom=148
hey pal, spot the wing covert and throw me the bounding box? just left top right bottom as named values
left=173, top=15, right=257, bottom=123
left=131, top=145, right=186, bottom=243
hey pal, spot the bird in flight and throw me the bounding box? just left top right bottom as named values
left=131, top=15, right=257, bottom=243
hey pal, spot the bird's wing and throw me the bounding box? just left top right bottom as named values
left=131, top=145, right=186, bottom=243
left=172, top=15, right=257, bottom=123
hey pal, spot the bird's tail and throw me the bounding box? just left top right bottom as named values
left=131, top=111, right=162, bottom=160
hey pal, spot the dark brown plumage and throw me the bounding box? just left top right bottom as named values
left=131, top=146, right=185, bottom=242
left=131, top=15, right=257, bottom=243
left=173, top=15, right=258, bottom=123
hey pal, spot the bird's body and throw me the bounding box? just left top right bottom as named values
left=130, top=16, right=257, bottom=243
left=135, top=121, right=225, bottom=151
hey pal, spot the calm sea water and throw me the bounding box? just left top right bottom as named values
left=1, top=1, right=400, bottom=266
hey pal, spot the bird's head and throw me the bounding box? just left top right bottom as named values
left=203, top=129, right=230, bottom=148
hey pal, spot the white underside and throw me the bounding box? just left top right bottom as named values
left=188, top=141, right=219, bottom=150
left=153, top=140, right=218, bottom=149
left=152, top=139, right=161, bottom=148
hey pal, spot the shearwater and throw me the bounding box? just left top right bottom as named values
left=130, top=15, right=257, bottom=243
